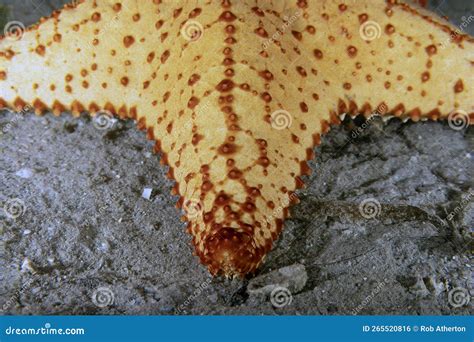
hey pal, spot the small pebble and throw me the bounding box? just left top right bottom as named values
left=21, top=258, right=34, bottom=273
left=142, top=188, right=153, bottom=200
left=15, top=168, right=33, bottom=179
left=98, top=242, right=109, bottom=252
left=31, top=287, right=41, bottom=294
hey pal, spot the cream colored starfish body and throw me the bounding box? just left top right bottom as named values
left=0, top=0, right=472, bottom=276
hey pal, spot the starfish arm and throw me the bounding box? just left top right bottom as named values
left=139, top=0, right=323, bottom=276
left=293, top=0, right=474, bottom=121
left=169, top=0, right=474, bottom=276
left=0, top=0, right=161, bottom=118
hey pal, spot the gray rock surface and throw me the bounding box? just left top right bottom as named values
left=0, top=0, right=473, bottom=315
left=247, top=264, right=307, bottom=296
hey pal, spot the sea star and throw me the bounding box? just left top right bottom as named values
left=0, top=0, right=472, bottom=277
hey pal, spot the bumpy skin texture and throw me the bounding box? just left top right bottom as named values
left=0, top=0, right=473, bottom=276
